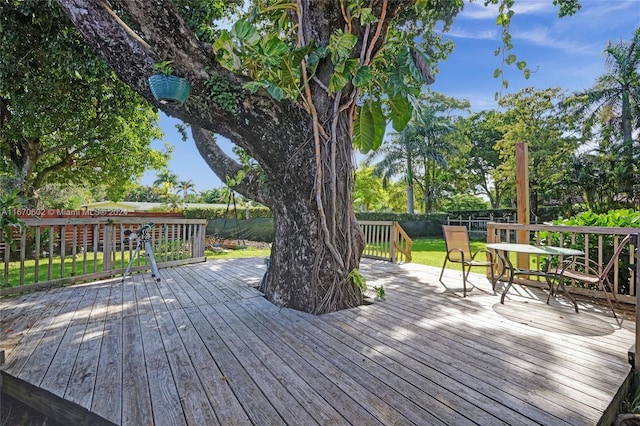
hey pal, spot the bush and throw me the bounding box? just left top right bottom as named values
left=355, top=212, right=446, bottom=222
left=183, top=206, right=272, bottom=220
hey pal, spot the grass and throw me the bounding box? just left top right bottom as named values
left=410, top=237, right=489, bottom=268
left=204, top=237, right=494, bottom=269
left=3, top=250, right=192, bottom=288
left=204, top=246, right=271, bottom=260
left=3, top=253, right=109, bottom=287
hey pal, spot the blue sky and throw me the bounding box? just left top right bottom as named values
left=141, top=0, right=640, bottom=192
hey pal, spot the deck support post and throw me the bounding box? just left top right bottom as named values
left=515, top=143, right=530, bottom=271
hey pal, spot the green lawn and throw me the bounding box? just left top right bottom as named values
left=3, top=252, right=138, bottom=287
left=205, top=237, right=492, bottom=269
left=204, top=246, right=271, bottom=260
left=410, top=237, right=488, bottom=268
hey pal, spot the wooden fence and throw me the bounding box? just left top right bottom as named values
left=359, top=221, right=412, bottom=263
left=1, top=217, right=207, bottom=296
left=487, top=222, right=638, bottom=304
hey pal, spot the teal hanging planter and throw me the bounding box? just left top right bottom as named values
left=148, top=75, right=191, bottom=105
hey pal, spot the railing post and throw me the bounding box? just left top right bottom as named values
left=389, top=222, right=398, bottom=262
left=103, top=220, right=112, bottom=272
left=197, top=223, right=205, bottom=257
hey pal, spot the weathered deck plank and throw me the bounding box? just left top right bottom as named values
left=91, top=280, right=123, bottom=424
left=121, top=278, right=153, bottom=426
left=1, top=258, right=635, bottom=426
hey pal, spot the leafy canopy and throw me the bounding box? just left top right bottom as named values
left=208, top=0, right=462, bottom=153
left=0, top=0, right=167, bottom=201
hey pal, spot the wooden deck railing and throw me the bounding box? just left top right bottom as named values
left=487, top=222, right=638, bottom=305
left=359, top=221, right=412, bottom=263
left=1, top=217, right=207, bottom=296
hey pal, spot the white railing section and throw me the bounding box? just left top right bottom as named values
left=487, top=222, right=638, bottom=304
left=447, top=215, right=516, bottom=239
left=359, top=221, right=412, bottom=263
left=1, top=217, right=207, bottom=295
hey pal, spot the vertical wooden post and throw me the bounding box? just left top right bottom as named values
left=390, top=222, right=398, bottom=262
left=103, top=221, right=112, bottom=272
left=515, top=143, right=530, bottom=271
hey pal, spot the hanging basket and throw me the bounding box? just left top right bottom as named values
left=147, top=75, right=191, bottom=105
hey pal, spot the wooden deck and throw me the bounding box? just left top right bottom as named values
left=0, top=257, right=634, bottom=425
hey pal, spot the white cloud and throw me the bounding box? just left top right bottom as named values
left=445, top=27, right=498, bottom=40
left=460, top=0, right=554, bottom=20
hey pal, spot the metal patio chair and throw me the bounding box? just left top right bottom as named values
left=439, top=225, right=496, bottom=297
left=548, top=233, right=636, bottom=320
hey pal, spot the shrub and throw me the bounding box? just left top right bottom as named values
left=183, top=206, right=272, bottom=220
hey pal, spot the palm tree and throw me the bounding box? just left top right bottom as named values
left=178, top=179, right=196, bottom=201
left=412, top=109, right=456, bottom=213
left=364, top=123, right=421, bottom=214
left=364, top=109, right=456, bottom=213
left=565, top=27, right=640, bottom=194
left=153, top=170, right=178, bottom=190
left=164, top=193, right=183, bottom=213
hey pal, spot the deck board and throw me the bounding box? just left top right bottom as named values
left=1, top=257, right=635, bottom=426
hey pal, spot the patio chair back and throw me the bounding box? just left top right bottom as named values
left=555, top=233, right=636, bottom=320
left=439, top=225, right=495, bottom=297
left=442, top=226, right=472, bottom=262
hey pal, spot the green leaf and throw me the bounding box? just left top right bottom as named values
left=261, top=37, right=288, bottom=57
left=328, top=71, right=349, bottom=94
left=260, top=2, right=298, bottom=13
left=404, top=48, right=422, bottom=82
left=506, top=54, right=516, bottom=65
left=242, top=81, right=268, bottom=93
left=353, top=104, right=374, bottom=153
left=328, top=30, right=357, bottom=64
left=388, top=96, right=411, bottom=131
left=306, top=45, right=328, bottom=76
left=369, top=100, right=386, bottom=151
left=232, top=20, right=260, bottom=45
left=352, top=65, right=372, bottom=87
left=277, top=44, right=314, bottom=93
left=493, top=68, right=502, bottom=78
left=358, top=8, right=378, bottom=25
left=524, top=68, right=531, bottom=79
left=516, top=60, right=527, bottom=70
left=213, top=31, right=234, bottom=54
left=343, top=58, right=360, bottom=74
left=348, top=268, right=367, bottom=292
left=353, top=101, right=385, bottom=153
left=290, top=42, right=315, bottom=65
left=266, top=83, right=285, bottom=100
left=279, top=60, right=299, bottom=91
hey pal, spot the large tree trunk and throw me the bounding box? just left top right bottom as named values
left=269, top=140, right=365, bottom=312
left=192, top=105, right=365, bottom=313
left=56, top=0, right=401, bottom=314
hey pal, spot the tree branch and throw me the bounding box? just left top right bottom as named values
left=191, top=127, right=272, bottom=207
left=56, top=0, right=305, bottom=155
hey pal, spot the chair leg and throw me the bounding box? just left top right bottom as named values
left=462, top=264, right=471, bottom=297
left=599, top=279, right=618, bottom=320
left=489, top=256, right=496, bottom=291
left=439, top=258, right=448, bottom=284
